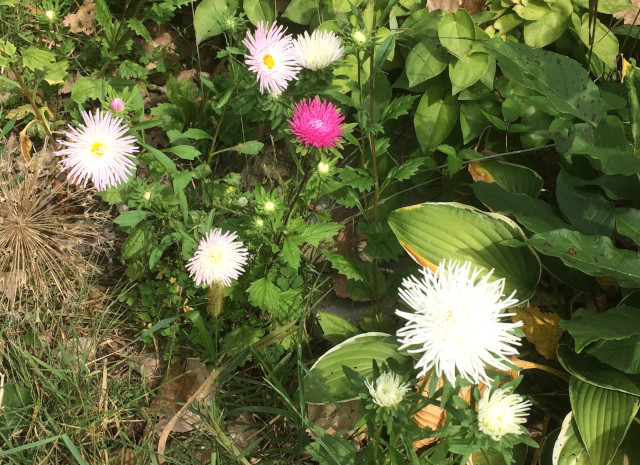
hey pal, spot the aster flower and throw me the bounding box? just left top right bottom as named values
left=396, top=260, right=522, bottom=386
left=292, top=29, right=344, bottom=70
left=365, top=371, right=410, bottom=408
left=288, top=96, right=345, bottom=149
left=478, top=387, right=531, bottom=441
left=186, top=228, right=249, bottom=287
left=55, top=109, right=138, bottom=191
left=243, top=21, right=301, bottom=95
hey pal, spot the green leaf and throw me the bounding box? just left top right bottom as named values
left=318, top=312, right=362, bottom=345
left=149, top=233, right=182, bottom=270
left=522, top=0, right=572, bottom=48
left=529, top=229, right=640, bottom=288
left=70, top=77, right=111, bottom=104
left=552, top=413, right=591, bottom=465
left=128, top=18, right=152, bottom=41
left=339, top=166, right=374, bottom=192
left=141, top=143, right=178, bottom=176
left=233, top=141, right=264, bottom=155
left=247, top=278, right=280, bottom=313
left=575, top=14, right=619, bottom=68
left=557, top=344, right=640, bottom=396
left=562, top=116, right=640, bottom=175
left=560, top=306, right=640, bottom=353
left=615, top=208, right=640, bottom=246
left=587, top=335, right=640, bottom=374
left=414, top=86, right=458, bottom=151
left=282, top=236, right=302, bottom=270
left=244, top=0, right=275, bottom=24
left=306, top=427, right=357, bottom=465
left=384, top=158, right=426, bottom=185
left=282, top=0, right=317, bottom=24
left=113, top=210, right=151, bottom=228
left=121, top=224, right=156, bottom=261
left=381, top=95, right=418, bottom=121
left=484, top=38, right=604, bottom=125
left=42, top=60, right=68, bottom=85
left=438, top=9, right=475, bottom=59
left=405, top=39, right=449, bottom=87
left=21, top=46, right=54, bottom=71
left=374, top=34, right=395, bottom=69
left=94, top=0, right=112, bottom=28
left=303, top=333, right=411, bottom=403
left=388, top=202, right=541, bottom=299
left=166, top=145, right=201, bottom=160
left=573, top=0, right=631, bottom=13
left=449, top=52, right=489, bottom=94
left=194, top=0, right=237, bottom=44
left=323, top=251, right=365, bottom=282
left=470, top=159, right=543, bottom=198
left=570, top=377, right=640, bottom=465
left=300, top=223, right=343, bottom=246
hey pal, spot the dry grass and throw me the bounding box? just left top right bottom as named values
left=0, top=146, right=112, bottom=314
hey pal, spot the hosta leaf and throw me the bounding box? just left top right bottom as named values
left=569, top=377, right=639, bottom=465
left=469, top=159, right=543, bottom=198
left=304, top=333, right=411, bottom=403
left=388, top=202, right=541, bottom=299
left=560, top=306, right=640, bottom=352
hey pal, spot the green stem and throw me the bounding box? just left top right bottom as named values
left=207, top=282, right=225, bottom=318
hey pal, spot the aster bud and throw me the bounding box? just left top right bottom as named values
left=110, top=97, right=125, bottom=112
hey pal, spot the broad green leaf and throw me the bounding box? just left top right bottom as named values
left=556, top=170, right=615, bottom=236
left=569, top=377, right=640, bottom=465
left=306, top=427, right=357, bottom=465
left=323, top=251, right=365, bottom=282
left=563, top=116, right=640, bottom=176
left=318, top=312, right=362, bottom=345
left=300, top=222, right=343, bottom=246
left=282, top=0, right=317, bottom=24
left=472, top=444, right=528, bottom=465
left=388, top=202, right=541, bottom=299
left=529, top=229, right=640, bottom=288
left=282, top=236, right=302, bottom=270
left=575, top=14, right=619, bottom=68
left=247, top=278, right=280, bottom=313
left=513, top=0, right=552, bottom=20
left=573, top=0, right=631, bottom=14
left=414, top=86, right=458, bottom=151
left=406, top=39, right=448, bottom=87
left=121, top=224, right=156, bottom=261
left=552, top=413, right=591, bottom=465
left=469, top=159, right=543, bottom=198
left=303, top=333, right=411, bottom=403
left=587, top=335, right=640, bottom=374
left=557, top=344, right=640, bottom=396
left=42, top=61, right=68, bottom=85
left=484, top=38, right=604, bottom=125
left=128, top=18, right=152, bottom=41
left=449, top=52, right=489, bottom=94
left=234, top=141, right=263, bottom=155
left=21, top=46, right=54, bottom=71
left=70, top=77, right=112, bottom=104
left=113, top=210, right=151, bottom=228
left=522, top=0, right=572, bottom=48
left=473, top=182, right=570, bottom=233
left=149, top=233, right=182, bottom=269
left=165, top=145, right=201, bottom=160
left=244, top=0, right=275, bottom=25
left=194, top=0, right=237, bottom=44
left=560, top=306, right=640, bottom=352
left=141, top=143, right=178, bottom=175
left=615, top=208, right=640, bottom=246
left=438, top=9, right=475, bottom=58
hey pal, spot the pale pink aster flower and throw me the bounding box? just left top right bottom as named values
left=292, top=29, right=344, bottom=70
left=396, top=260, right=522, bottom=386
left=243, top=21, right=301, bottom=95
left=110, top=97, right=125, bottom=112
left=288, top=96, right=345, bottom=149
left=55, top=109, right=138, bottom=191
left=186, top=228, right=249, bottom=287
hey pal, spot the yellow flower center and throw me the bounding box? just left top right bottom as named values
left=263, top=54, right=275, bottom=69
left=90, top=141, right=106, bottom=158
left=208, top=249, right=223, bottom=266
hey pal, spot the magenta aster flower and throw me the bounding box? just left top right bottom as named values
left=288, top=96, right=345, bottom=149
left=186, top=228, right=249, bottom=287
left=243, top=21, right=300, bottom=95
left=55, top=109, right=138, bottom=191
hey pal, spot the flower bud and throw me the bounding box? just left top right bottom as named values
left=110, top=97, right=125, bottom=112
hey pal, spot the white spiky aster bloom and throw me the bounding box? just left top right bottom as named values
left=478, top=387, right=531, bottom=441
left=365, top=372, right=410, bottom=408
left=186, top=229, right=249, bottom=287
left=292, top=29, right=344, bottom=70
left=243, top=21, right=301, bottom=95
left=396, top=260, right=522, bottom=385
left=55, top=109, right=138, bottom=191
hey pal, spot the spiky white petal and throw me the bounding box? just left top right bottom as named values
left=186, top=229, right=249, bottom=287
left=478, top=387, right=531, bottom=441
left=396, top=260, right=522, bottom=385
left=55, top=110, right=138, bottom=191
left=365, top=372, right=410, bottom=408
left=292, top=29, right=344, bottom=70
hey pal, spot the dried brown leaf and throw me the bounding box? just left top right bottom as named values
left=63, top=0, right=97, bottom=35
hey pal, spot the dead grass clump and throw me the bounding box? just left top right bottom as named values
left=0, top=148, right=112, bottom=314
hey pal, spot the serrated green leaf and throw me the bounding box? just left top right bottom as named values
left=282, top=236, right=302, bottom=270
left=247, top=278, right=280, bottom=313
left=339, top=166, right=374, bottom=192
left=300, top=223, right=342, bottom=246
left=323, top=251, right=365, bottom=282
left=128, top=18, right=152, bottom=41
left=22, top=46, right=55, bottom=71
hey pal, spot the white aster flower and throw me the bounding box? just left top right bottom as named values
left=317, top=161, right=330, bottom=175
left=396, top=260, right=522, bottom=386
left=243, top=21, right=301, bottom=95
left=478, top=387, right=531, bottom=441
left=365, top=371, right=410, bottom=408
left=292, top=29, right=344, bottom=70
left=186, top=228, right=249, bottom=287
left=55, top=109, right=138, bottom=191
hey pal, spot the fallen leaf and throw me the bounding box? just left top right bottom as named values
left=63, top=0, right=97, bottom=35
left=614, top=0, right=640, bottom=25
left=511, top=306, right=563, bottom=360
left=427, top=0, right=485, bottom=14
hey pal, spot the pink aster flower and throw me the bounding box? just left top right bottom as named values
left=243, top=21, right=301, bottom=95
left=288, top=96, right=345, bottom=149
left=287, top=96, right=344, bottom=149
left=186, top=228, right=249, bottom=287
left=55, top=109, right=138, bottom=191
left=110, top=97, right=125, bottom=112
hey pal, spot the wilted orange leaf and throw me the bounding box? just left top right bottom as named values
left=468, top=161, right=495, bottom=183
left=511, top=306, right=563, bottom=360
